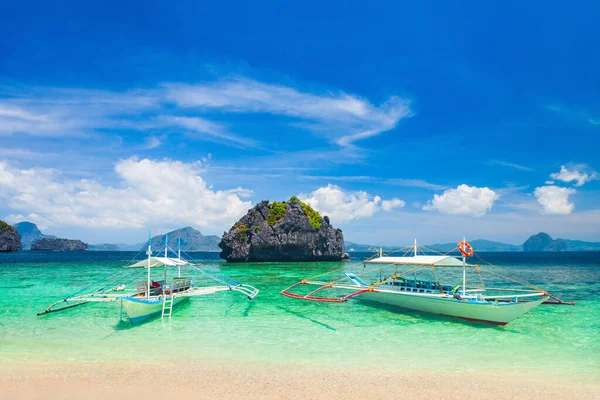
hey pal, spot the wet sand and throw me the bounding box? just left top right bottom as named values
left=1, top=361, right=598, bottom=400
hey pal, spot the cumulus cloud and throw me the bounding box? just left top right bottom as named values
left=534, top=186, right=576, bottom=215
left=299, top=184, right=405, bottom=222
left=549, top=165, right=596, bottom=186
left=0, top=158, right=252, bottom=230
left=422, top=184, right=499, bottom=217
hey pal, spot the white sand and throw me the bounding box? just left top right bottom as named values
left=1, top=361, right=598, bottom=400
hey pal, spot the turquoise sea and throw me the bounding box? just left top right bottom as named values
left=1, top=251, right=598, bottom=383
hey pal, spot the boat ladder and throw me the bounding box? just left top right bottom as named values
left=162, top=294, right=174, bottom=319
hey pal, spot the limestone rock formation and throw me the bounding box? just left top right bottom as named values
left=0, top=221, right=22, bottom=252
left=219, top=197, right=345, bottom=262
left=14, top=221, right=56, bottom=250
left=142, top=227, right=221, bottom=252
left=31, top=238, right=89, bottom=251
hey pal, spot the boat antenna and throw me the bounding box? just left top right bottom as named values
left=462, top=236, right=466, bottom=296
left=164, top=232, right=168, bottom=257
left=147, top=230, right=152, bottom=299
left=414, top=238, right=417, bottom=257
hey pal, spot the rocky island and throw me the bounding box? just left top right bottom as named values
left=143, top=226, right=221, bottom=252
left=14, top=221, right=56, bottom=250
left=0, top=220, right=22, bottom=252
left=219, top=197, right=345, bottom=262
left=31, top=238, right=89, bottom=251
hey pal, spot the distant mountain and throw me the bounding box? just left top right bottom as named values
left=524, top=232, right=600, bottom=252
left=345, top=239, right=521, bottom=253
left=89, top=243, right=120, bottom=251
left=427, top=239, right=522, bottom=252
left=114, top=243, right=146, bottom=251
left=345, top=241, right=399, bottom=253
left=14, top=222, right=56, bottom=250
left=556, top=238, right=600, bottom=251
left=142, top=227, right=221, bottom=252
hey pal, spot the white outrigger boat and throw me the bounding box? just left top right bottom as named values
left=38, top=236, right=259, bottom=324
left=282, top=240, right=573, bottom=326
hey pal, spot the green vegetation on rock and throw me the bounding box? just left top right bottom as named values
left=236, top=223, right=250, bottom=233
left=254, top=225, right=261, bottom=233
left=267, top=201, right=288, bottom=226
left=288, top=196, right=321, bottom=230
left=0, top=221, right=10, bottom=231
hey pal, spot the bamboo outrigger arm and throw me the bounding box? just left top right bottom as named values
left=37, top=299, right=89, bottom=316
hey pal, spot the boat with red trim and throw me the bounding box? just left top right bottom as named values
left=281, top=240, right=572, bottom=326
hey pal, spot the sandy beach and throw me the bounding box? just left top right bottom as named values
left=1, top=361, right=598, bottom=400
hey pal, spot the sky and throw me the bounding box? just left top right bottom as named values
left=1, top=1, right=599, bottom=246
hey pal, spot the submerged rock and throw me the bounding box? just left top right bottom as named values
left=31, top=238, right=89, bottom=251
left=219, top=197, right=345, bottom=262
left=0, top=221, right=22, bottom=252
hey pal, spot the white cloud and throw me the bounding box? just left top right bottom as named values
left=489, top=160, right=534, bottom=171
left=142, top=136, right=162, bottom=149
left=299, top=184, right=405, bottom=222
left=160, top=116, right=256, bottom=148
left=549, top=165, right=596, bottom=186
left=163, top=78, right=412, bottom=147
left=386, top=178, right=447, bottom=190
left=423, top=184, right=499, bottom=217
left=534, top=185, right=576, bottom=215
left=0, top=158, right=252, bottom=230
left=0, top=88, right=160, bottom=138
left=1, top=77, right=411, bottom=150
left=381, top=198, right=405, bottom=211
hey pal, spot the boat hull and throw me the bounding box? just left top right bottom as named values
left=358, top=291, right=547, bottom=325
left=121, top=296, right=188, bottom=324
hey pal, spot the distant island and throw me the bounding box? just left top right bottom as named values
left=347, top=233, right=600, bottom=253
left=31, top=238, right=88, bottom=251
left=4, top=221, right=600, bottom=254
left=14, top=221, right=56, bottom=250
left=143, top=226, right=221, bottom=252
left=219, top=197, right=345, bottom=262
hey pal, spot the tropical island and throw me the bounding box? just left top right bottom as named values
left=219, top=196, right=345, bottom=262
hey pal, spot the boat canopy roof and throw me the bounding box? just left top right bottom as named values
left=124, top=257, right=190, bottom=269
left=365, top=255, right=471, bottom=267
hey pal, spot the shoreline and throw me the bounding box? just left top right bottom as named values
left=1, top=360, right=598, bottom=400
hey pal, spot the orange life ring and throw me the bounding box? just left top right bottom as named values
left=457, top=241, right=474, bottom=257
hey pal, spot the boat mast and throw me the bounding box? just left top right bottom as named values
left=164, top=233, right=168, bottom=287
left=164, top=232, right=168, bottom=257
left=462, top=236, right=466, bottom=296
left=146, top=231, right=152, bottom=299
left=413, top=239, right=418, bottom=283
left=177, top=238, right=181, bottom=278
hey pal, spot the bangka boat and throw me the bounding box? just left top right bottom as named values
left=281, top=240, right=573, bottom=326
left=38, top=236, right=259, bottom=324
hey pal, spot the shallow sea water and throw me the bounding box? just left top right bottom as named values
left=0, top=251, right=598, bottom=382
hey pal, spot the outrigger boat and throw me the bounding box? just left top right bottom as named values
left=38, top=236, right=259, bottom=324
left=281, top=240, right=573, bottom=326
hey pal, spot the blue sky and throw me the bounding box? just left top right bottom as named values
left=1, top=1, right=599, bottom=245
